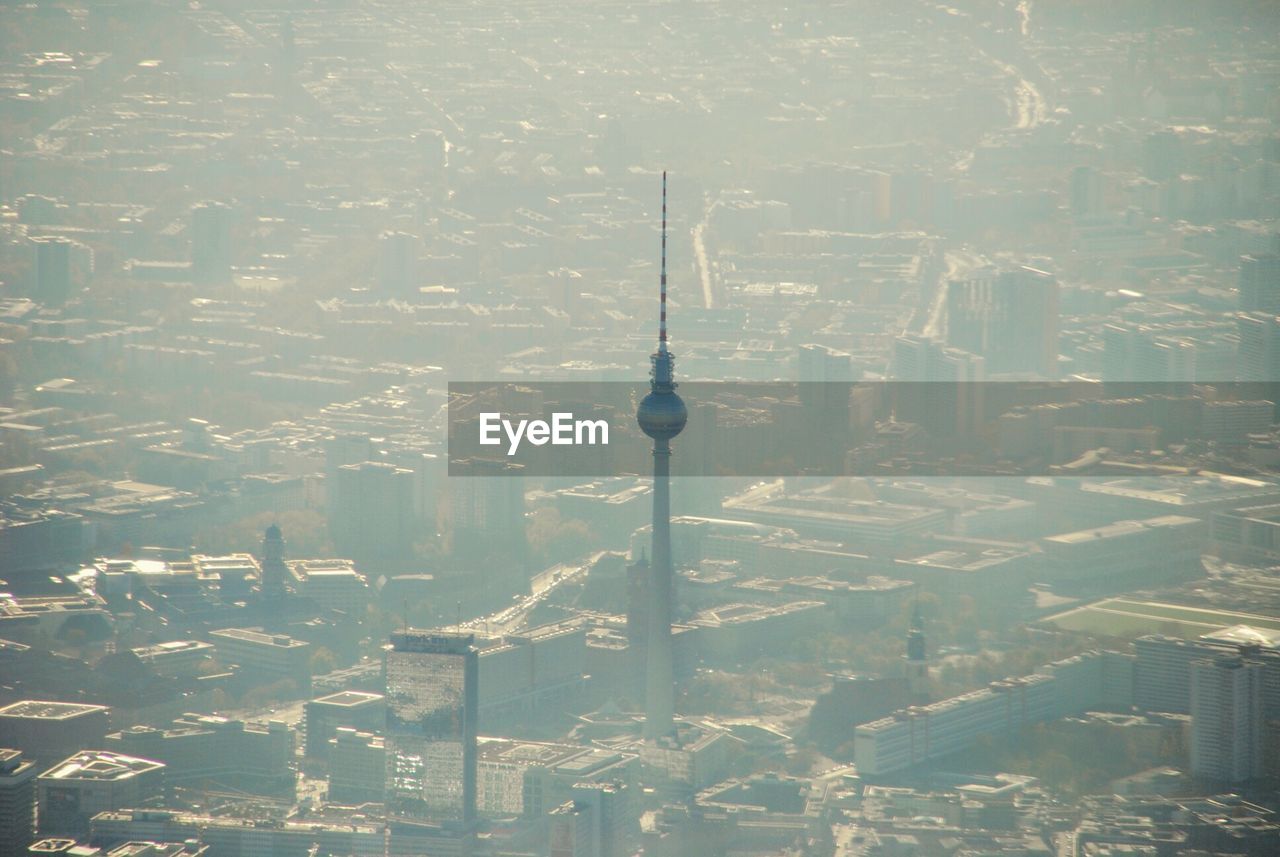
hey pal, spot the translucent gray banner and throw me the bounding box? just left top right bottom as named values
left=447, top=382, right=1280, bottom=477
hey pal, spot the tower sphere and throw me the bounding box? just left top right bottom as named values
left=637, top=387, right=687, bottom=441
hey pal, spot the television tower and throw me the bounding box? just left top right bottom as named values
left=636, top=172, right=687, bottom=741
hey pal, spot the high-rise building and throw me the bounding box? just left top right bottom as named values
left=259, top=524, right=288, bottom=610
left=1069, top=165, right=1104, bottom=218
left=378, top=231, right=420, bottom=295
left=324, top=433, right=375, bottom=485
left=330, top=461, right=416, bottom=564
left=1102, top=321, right=1236, bottom=382
left=946, top=266, right=1058, bottom=377
left=0, top=749, right=36, bottom=857
left=384, top=631, right=479, bottom=824
left=1239, top=253, right=1280, bottom=315
left=190, top=202, right=233, bottom=285
left=797, top=343, right=855, bottom=465
left=328, top=728, right=385, bottom=804
left=1235, top=311, right=1280, bottom=381
left=447, top=460, right=527, bottom=564
left=1190, top=656, right=1263, bottom=783
left=891, top=334, right=985, bottom=439
left=304, top=690, right=385, bottom=760
left=1134, top=626, right=1280, bottom=717
left=548, top=800, right=594, bottom=857
left=31, top=237, right=72, bottom=305
left=569, top=781, right=629, bottom=857
left=635, top=173, right=687, bottom=743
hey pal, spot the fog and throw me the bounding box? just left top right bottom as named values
left=1, top=2, right=1279, bottom=855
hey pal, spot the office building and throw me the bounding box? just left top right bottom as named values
left=472, top=623, right=588, bottom=724
left=1201, top=399, right=1273, bottom=444
left=0, top=749, right=37, bottom=857
left=303, top=691, right=385, bottom=760
left=946, top=265, right=1058, bottom=377
left=1069, top=165, right=1104, bottom=217
left=90, top=809, right=384, bottom=857
left=1238, top=253, right=1280, bottom=314
left=1101, top=321, right=1236, bottom=382
left=286, top=559, right=369, bottom=615
left=636, top=719, right=735, bottom=793
left=569, top=781, right=629, bottom=857
left=1213, top=502, right=1280, bottom=565
left=129, top=641, right=214, bottom=679
left=0, top=703, right=110, bottom=768
left=31, top=237, right=72, bottom=305
left=330, top=461, right=416, bottom=564
left=1040, top=515, right=1206, bottom=591
left=189, top=203, right=233, bottom=285
left=854, top=651, right=1134, bottom=776
left=1135, top=626, right=1280, bottom=717
left=447, top=461, right=527, bottom=562
left=207, top=628, right=311, bottom=690
left=258, top=524, right=288, bottom=610
left=549, top=800, right=593, bottom=857
left=891, top=334, right=986, bottom=439
left=474, top=737, right=636, bottom=819
left=28, top=841, right=207, bottom=857
left=37, top=751, right=165, bottom=838
left=384, top=631, right=479, bottom=823
left=722, top=484, right=948, bottom=547
left=105, top=715, right=294, bottom=795
left=733, top=575, right=912, bottom=627
left=1235, top=311, right=1280, bottom=381
left=1190, top=656, right=1263, bottom=783
left=378, top=231, right=419, bottom=295
left=797, top=343, right=855, bottom=459
left=328, top=728, right=385, bottom=804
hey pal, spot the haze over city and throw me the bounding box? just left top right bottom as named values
left=1, top=2, right=1280, bottom=856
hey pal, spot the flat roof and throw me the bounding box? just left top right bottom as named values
left=208, top=628, right=308, bottom=648
left=132, top=640, right=213, bottom=657
left=0, top=700, right=109, bottom=720
left=312, top=690, right=384, bottom=707
left=41, top=749, right=164, bottom=782
left=1202, top=624, right=1280, bottom=650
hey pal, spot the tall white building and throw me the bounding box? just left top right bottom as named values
left=1190, top=656, right=1263, bottom=783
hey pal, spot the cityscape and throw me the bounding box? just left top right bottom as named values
left=2, top=1, right=1280, bottom=856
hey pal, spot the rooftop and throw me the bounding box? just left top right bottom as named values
left=1201, top=624, right=1280, bottom=649
left=40, top=749, right=164, bottom=782
left=0, top=700, right=109, bottom=720
left=208, top=627, right=308, bottom=648
left=312, top=690, right=384, bottom=707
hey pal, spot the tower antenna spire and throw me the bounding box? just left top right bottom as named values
left=659, top=170, right=668, bottom=351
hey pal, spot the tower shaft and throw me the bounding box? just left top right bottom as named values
left=643, top=438, right=675, bottom=740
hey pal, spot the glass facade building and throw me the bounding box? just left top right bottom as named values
left=385, top=632, right=479, bottom=823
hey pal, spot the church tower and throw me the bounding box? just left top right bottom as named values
left=905, top=592, right=929, bottom=704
